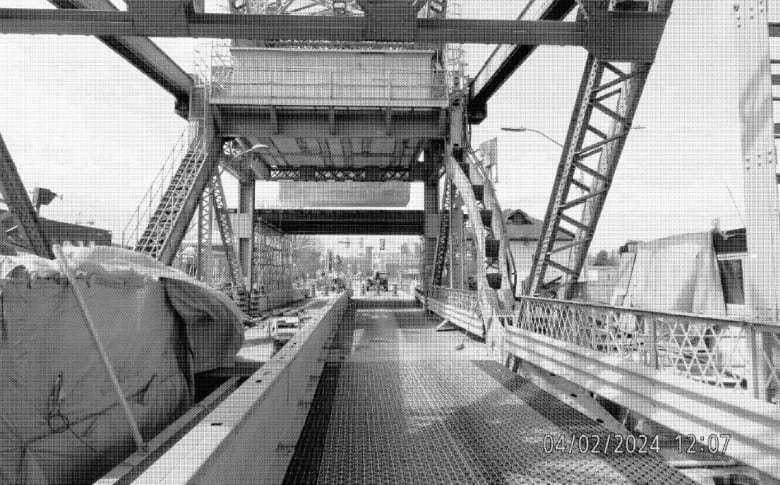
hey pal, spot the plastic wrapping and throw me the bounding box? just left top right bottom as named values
left=0, top=246, right=244, bottom=484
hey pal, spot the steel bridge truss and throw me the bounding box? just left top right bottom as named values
left=192, top=170, right=248, bottom=306
left=0, top=134, right=53, bottom=259
left=268, top=165, right=412, bottom=182
left=527, top=55, right=652, bottom=298
left=230, top=0, right=447, bottom=18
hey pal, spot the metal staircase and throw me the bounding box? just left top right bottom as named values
left=133, top=136, right=210, bottom=264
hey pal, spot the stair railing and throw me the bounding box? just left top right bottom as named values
left=120, top=126, right=196, bottom=249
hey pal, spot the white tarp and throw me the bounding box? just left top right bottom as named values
left=0, top=246, right=244, bottom=484
left=622, top=232, right=727, bottom=316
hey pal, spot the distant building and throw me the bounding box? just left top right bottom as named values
left=461, top=209, right=574, bottom=295
left=503, top=209, right=574, bottom=295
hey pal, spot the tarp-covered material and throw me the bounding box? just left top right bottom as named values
left=0, top=246, right=244, bottom=484
left=622, top=232, right=727, bottom=317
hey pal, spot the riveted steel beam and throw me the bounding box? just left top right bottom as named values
left=526, top=55, right=653, bottom=298
left=0, top=135, right=53, bottom=258
left=47, top=0, right=193, bottom=117
left=469, top=0, right=576, bottom=123
left=0, top=8, right=584, bottom=45
left=468, top=0, right=671, bottom=122
left=268, top=165, right=415, bottom=182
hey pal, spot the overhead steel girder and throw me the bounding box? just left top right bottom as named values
left=268, top=165, right=419, bottom=182
left=47, top=0, right=193, bottom=118
left=0, top=134, right=53, bottom=259
left=468, top=0, right=672, bottom=123
left=216, top=107, right=447, bottom=139
left=469, top=0, right=576, bottom=123
left=254, top=209, right=424, bottom=235
left=0, top=8, right=585, bottom=45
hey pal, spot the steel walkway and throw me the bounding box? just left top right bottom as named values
left=283, top=303, right=696, bottom=485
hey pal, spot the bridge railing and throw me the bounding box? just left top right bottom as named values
left=209, top=67, right=448, bottom=107
left=510, top=297, right=780, bottom=403
left=428, top=287, right=780, bottom=404
left=429, top=285, right=480, bottom=314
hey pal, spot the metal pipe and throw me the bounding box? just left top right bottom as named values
left=52, top=245, right=146, bottom=451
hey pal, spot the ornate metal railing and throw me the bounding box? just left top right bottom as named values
left=427, top=287, right=780, bottom=404
left=516, top=298, right=780, bottom=403
left=429, top=285, right=479, bottom=314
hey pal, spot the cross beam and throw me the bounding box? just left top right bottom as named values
left=47, top=0, right=193, bottom=117
left=254, top=209, right=424, bottom=235
left=268, top=166, right=419, bottom=182
left=469, top=0, right=576, bottom=123
left=0, top=8, right=584, bottom=45
left=468, top=0, right=672, bottom=122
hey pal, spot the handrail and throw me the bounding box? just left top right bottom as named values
left=120, top=126, right=194, bottom=248
left=518, top=295, right=777, bottom=333
left=210, top=67, right=448, bottom=103
left=428, top=286, right=780, bottom=402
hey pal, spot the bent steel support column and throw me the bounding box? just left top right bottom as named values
left=0, top=133, right=53, bottom=258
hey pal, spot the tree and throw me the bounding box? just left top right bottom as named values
left=593, top=250, right=610, bottom=266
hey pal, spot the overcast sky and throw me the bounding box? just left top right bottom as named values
left=0, top=0, right=767, bottom=251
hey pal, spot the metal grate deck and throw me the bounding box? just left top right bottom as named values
left=284, top=308, right=697, bottom=485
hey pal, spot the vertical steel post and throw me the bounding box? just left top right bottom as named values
left=749, top=325, right=763, bottom=399
left=238, top=180, right=256, bottom=291
left=448, top=181, right=454, bottom=288
left=734, top=0, right=780, bottom=401
left=648, top=317, right=659, bottom=370
left=423, top=146, right=440, bottom=295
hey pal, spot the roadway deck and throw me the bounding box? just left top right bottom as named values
left=283, top=301, right=696, bottom=485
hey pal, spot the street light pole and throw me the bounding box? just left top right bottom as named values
left=227, top=143, right=268, bottom=162
left=500, top=127, right=564, bottom=148
left=501, top=125, right=645, bottom=148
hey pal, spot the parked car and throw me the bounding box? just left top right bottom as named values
left=367, top=271, right=389, bottom=292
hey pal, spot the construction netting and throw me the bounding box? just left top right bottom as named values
left=0, top=246, right=244, bottom=484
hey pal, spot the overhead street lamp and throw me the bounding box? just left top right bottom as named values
left=501, top=125, right=646, bottom=148
left=500, top=127, right=564, bottom=148
left=227, top=143, right=268, bottom=162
